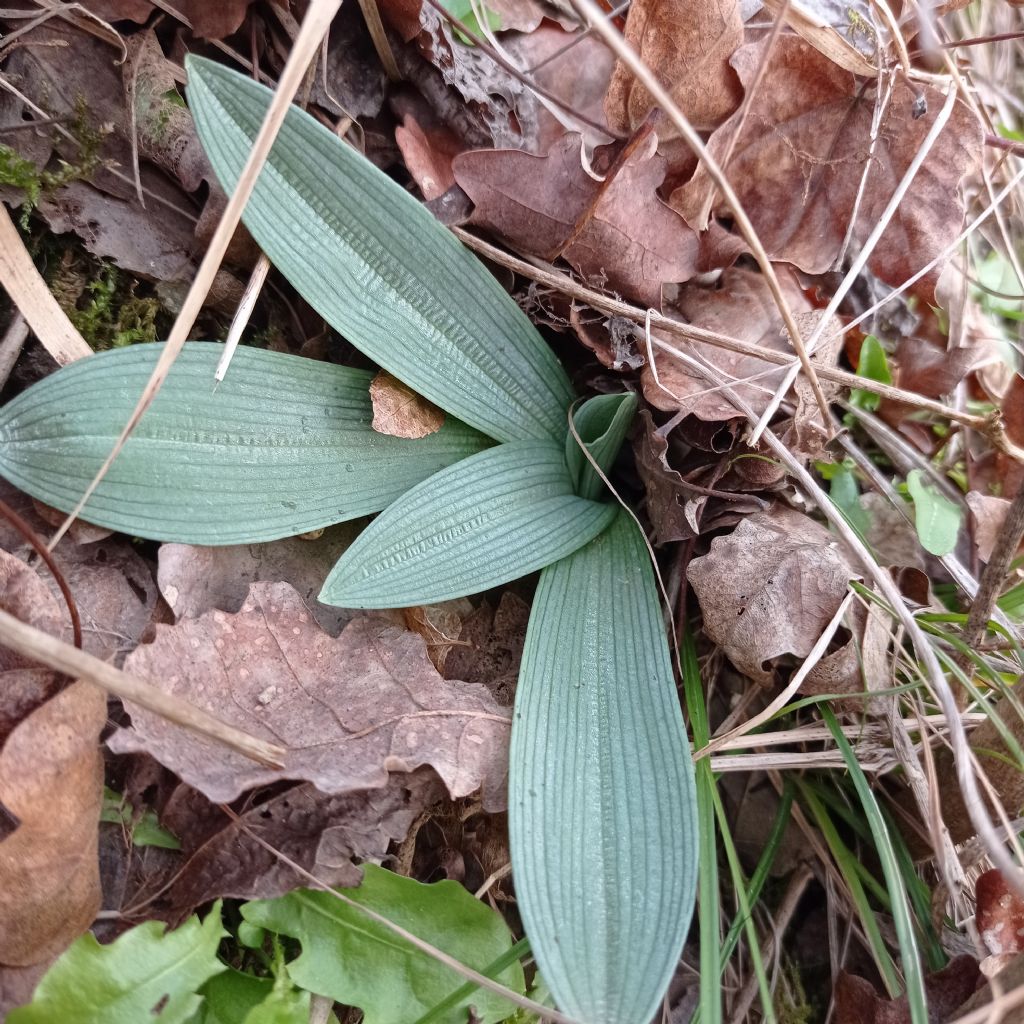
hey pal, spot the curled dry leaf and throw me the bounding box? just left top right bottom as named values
left=108, top=582, right=511, bottom=809
left=395, top=107, right=462, bottom=201
left=158, top=524, right=361, bottom=636
left=455, top=130, right=700, bottom=307
left=370, top=370, right=446, bottom=439
left=674, top=36, right=982, bottom=300
left=605, top=0, right=743, bottom=134
left=640, top=267, right=825, bottom=422
left=760, top=0, right=884, bottom=76
left=0, top=549, right=67, bottom=744
left=0, top=681, right=106, bottom=966
left=966, top=493, right=1011, bottom=563
left=833, top=957, right=980, bottom=1024
left=159, top=770, right=443, bottom=919
left=687, top=507, right=857, bottom=685
left=633, top=409, right=768, bottom=545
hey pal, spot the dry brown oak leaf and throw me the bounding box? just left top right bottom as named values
left=674, top=35, right=982, bottom=301
left=605, top=0, right=743, bottom=134
left=0, top=681, right=105, bottom=966
left=107, top=582, right=511, bottom=810
left=455, top=130, right=700, bottom=308
left=686, top=506, right=857, bottom=685
left=158, top=771, right=443, bottom=918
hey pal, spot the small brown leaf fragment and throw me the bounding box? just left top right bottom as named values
left=454, top=134, right=600, bottom=261
left=687, top=507, right=857, bottom=685
left=976, top=868, right=1024, bottom=956
left=157, top=524, right=360, bottom=636
left=833, top=957, right=980, bottom=1024
left=444, top=593, right=529, bottom=706
left=674, top=35, right=982, bottom=300
left=159, top=771, right=443, bottom=919
left=641, top=267, right=813, bottom=422
left=395, top=111, right=462, bottom=201
left=0, top=680, right=106, bottom=966
left=107, top=582, right=511, bottom=809
left=605, top=0, right=743, bottom=134
left=966, top=493, right=1011, bottom=563
left=370, top=371, right=445, bottom=439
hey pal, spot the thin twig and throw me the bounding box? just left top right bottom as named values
left=0, top=608, right=285, bottom=766
left=0, top=498, right=81, bottom=649
left=451, top=229, right=1012, bottom=442
left=956, top=485, right=1024, bottom=673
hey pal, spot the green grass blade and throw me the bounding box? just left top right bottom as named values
left=682, top=626, right=722, bottom=1024
left=186, top=56, right=575, bottom=444
left=798, top=781, right=901, bottom=996
left=822, top=707, right=928, bottom=1024
left=320, top=440, right=616, bottom=607
left=710, top=785, right=776, bottom=1024
left=509, top=511, right=699, bottom=1024
left=412, top=938, right=532, bottom=1024
left=0, top=343, right=490, bottom=544
left=720, top=783, right=794, bottom=966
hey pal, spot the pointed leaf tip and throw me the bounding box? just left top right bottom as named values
left=320, top=440, right=617, bottom=608
left=186, top=55, right=575, bottom=444
left=0, top=343, right=490, bottom=544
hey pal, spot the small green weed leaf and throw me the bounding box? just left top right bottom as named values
left=320, top=440, right=616, bottom=608
left=187, top=57, right=574, bottom=444
left=191, top=970, right=271, bottom=1024
left=240, top=865, right=525, bottom=1024
left=9, top=904, right=226, bottom=1024
left=850, top=335, right=891, bottom=412
left=509, top=510, right=698, bottom=1024
left=999, top=580, right=1024, bottom=620
left=565, top=392, right=637, bottom=501
left=101, top=787, right=180, bottom=849
left=818, top=460, right=870, bottom=540
left=906, top=469, right=962, bottom=556
left=441, top=0, right=501, bottom=41
left=0, top=343, right=489, bottom=544
left=190, top=969, right=312, bottom=1024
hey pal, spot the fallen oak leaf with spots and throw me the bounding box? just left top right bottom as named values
left=108, top=581, right=511, bottom=810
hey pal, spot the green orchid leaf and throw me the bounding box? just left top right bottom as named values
left=565, top=392, right=638, bottom=501
left=240, top=865, right=525, bottom=1024
left=509, top=510, right=698, bottom=1024
left=186, top=56, right=574, bottom=444
left=0, top=343, right=489, bottom=544
left=9, top=904, right=226, bottom=1024
left=320, top=440, right=616, bottom=608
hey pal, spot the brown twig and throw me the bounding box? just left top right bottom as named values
left=957, top=484, right=1024, bottom=674
left=0, top=497, right=81, bottom=649
left=451, top=228, right=1024, bottom=459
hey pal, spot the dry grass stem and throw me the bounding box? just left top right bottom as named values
left=0, top=205, right=92, bottom=364
left=0, top=608, right=285, bottom=766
